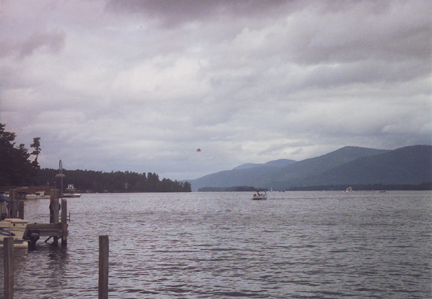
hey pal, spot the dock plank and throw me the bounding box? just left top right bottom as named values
left=25, top=223, right=66, bottom=237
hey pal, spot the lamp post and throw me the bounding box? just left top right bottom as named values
left=55, top=160, right=65, bottom=197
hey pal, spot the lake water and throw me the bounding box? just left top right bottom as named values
left=0, top=191, right=431, bottom=298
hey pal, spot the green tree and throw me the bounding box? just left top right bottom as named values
left=30, top=137, right=41, bottom=165
left=0, top=123, right=40, bottom=186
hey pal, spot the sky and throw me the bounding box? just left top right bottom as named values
left=0, top=0, right=431, bottom=181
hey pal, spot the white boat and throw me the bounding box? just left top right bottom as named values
left=26, top=191, right=49, bottom=199
left=0, top=218, right=29, bottom=249
left=62, top=184, right=81, bottom=197
left=252, top=191, right=267, bottom=200
left=61, top=193, right=81, bottom=198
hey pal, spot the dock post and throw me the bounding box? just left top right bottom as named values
left=18, top=200, right=24, bottom=220
left=49, top=189, right=60, bottom=224
left=4, top=237, right=14, bottom=299
left=61, top=198, right=68, bottom=246
left=50, top=189, right=60, bottom=244
left=9, top=189, right=18, bottom=218
left=99, top=235, right=109, bottom=299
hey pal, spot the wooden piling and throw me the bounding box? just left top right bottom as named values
left=9, top=189, right=18, bottom=218
left=4, top=237, right=14, bottom=299
left=18, top=200, right=24, bottom=220
left=61, top=198, right=68, bottom=246
left=50, top=189, right=60, bottom=224
left=50, top=189, right=60, bottom=244
left=99, top=235, right=109, bottom=299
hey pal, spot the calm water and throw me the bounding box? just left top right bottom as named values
left=0, top=191, right=431, bottom=298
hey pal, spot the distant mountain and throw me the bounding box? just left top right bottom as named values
left=294, top=145, right=432, bottom=187
left=233, top=163, right=262, bottom=170
left=189, top=145, right=431, bottom=191
left=191, top=165, right=284, bottom=191
left=268, top=146, right=389, bottom=189
left=264, top=159, right=297, bottom=168
left=233, top=159, right=296, bottom=170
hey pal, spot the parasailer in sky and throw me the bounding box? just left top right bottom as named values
left=196, top=148, right=201, bottom=152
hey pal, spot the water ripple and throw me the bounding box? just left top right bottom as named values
left=0, top=191, right=430, bottom=298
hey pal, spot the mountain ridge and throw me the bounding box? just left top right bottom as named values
left=233, top=159, right=296, bottom=170
left=294, top=145, right=432, bottom=187
left=189, top=145, right=431, bottom=191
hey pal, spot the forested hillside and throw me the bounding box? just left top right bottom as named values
left=34, top=168, right=191, bottom=193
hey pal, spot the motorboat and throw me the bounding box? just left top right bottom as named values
left=61, top=193, right=81, bottom=198
left=252, top=191, right=267, bottom=200
left=62, top=184, right=81, bottom=197
left=26, top=191, right=49, bottom=199
left=0, top=218, right=29, bottom=249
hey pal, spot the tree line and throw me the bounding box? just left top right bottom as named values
left=0, top=123, right=191, bottom=192
left=35, top=168, right=191, bottom=193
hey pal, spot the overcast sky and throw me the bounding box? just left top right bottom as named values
left=0, top=0, right=431, bottom=180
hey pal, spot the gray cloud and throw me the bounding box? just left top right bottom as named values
left=17, top=29, right=66, bottom=58
left=105, top=0, right=293, bottom=27
left=0, top=0, right=430, bottom=180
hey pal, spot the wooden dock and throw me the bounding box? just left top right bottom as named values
left=7, top=188, right=68, bottom=248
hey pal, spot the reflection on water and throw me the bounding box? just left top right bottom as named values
left=0, top=191, right=431, bottom=298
